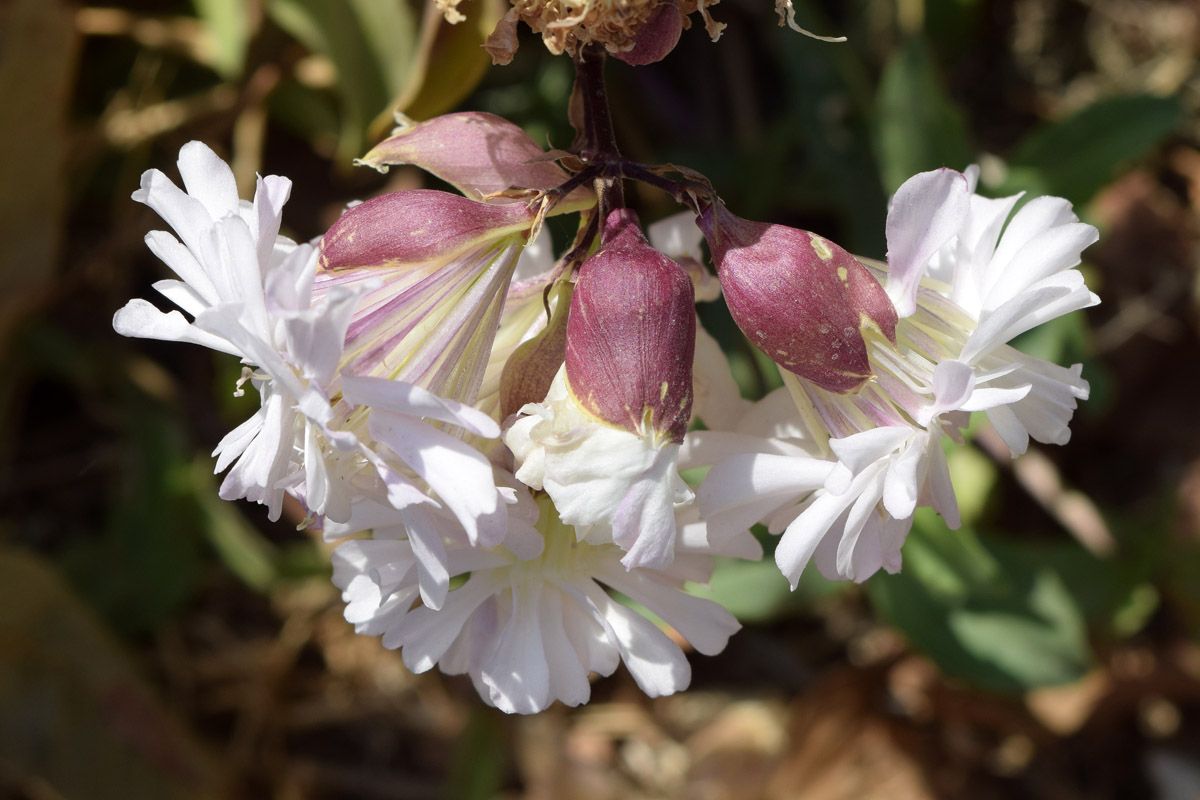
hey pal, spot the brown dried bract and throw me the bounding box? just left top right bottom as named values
left=470, top=0, right=726, bottom=64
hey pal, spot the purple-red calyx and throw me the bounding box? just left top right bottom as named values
left=318, top=190, right=534, bottom=271
left=565, top=209, right=696, bottom=442
left=697, top=202, right=898, bottom=394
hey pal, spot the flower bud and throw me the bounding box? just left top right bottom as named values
left=358, top=113, right=593, bottom=212
left=565, top=209, right=695, bottom=443
left=500, top=280, right=572, bottom=420
left=697, top=202, right=897, bottom=394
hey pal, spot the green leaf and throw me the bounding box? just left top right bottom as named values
left=443, top=706, right=509, bottom=800
left=688, top=555, right=845, bottom=624
left=267, top=0, right=417, bottom=162
left=185, top=460, right=281, bottom=593
left=868, top=513, right=1091, bottom=691
left=379, top=0, right=506, bottom=129
left=192, top=0, right=251, bottom=79
left=1002, top=94, right=1182, bottom=206
left=874, top=36, right=973, bottom=194
left=944, top=445, right=997, bottom=527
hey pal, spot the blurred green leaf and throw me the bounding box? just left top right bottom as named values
left=1111, top=584, right=1159, bottom=638
left=944, top=445, right=997, bottom=527
left=192, top=0, right=250, bottom=79
left=59, top=397, right=205, bottom=636
left=868, top=513, right=1091, bottom=691
left=267, top=0, right=417, bottom=162
left=444, top=706, right=509, bottom=800
left=382, top=0, right=507, bottom=127
left=0, top=547, right=223, bottom=799
left=690, top=559, right=794, bottom=623
left=690, top=555, right=845, bottom=624
left=875, top=36, right=973, bottom=194
left=186, top=460, right=281, bottom=592
left=1006, top=502, right=1166, bottom=639
left=1001, top=94, right=1183, bottom=206
left=771, top=2, right=888, bottom=254
left=265, top=78, right=342, bottom=154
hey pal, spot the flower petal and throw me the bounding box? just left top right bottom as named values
left=885, top=168, right=971, bottom=317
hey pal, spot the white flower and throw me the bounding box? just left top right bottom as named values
left=331, top=490, right=743, bottom=714
left=337, top=376, right=509, bottom=546
left=695, top=167, right=1100, bottom=587
left=113, top=143, right=511, bottom=533
left=113, top=142, right=368, bottom=521
left=505, top=366, right=694, bottom=569
left=882, top=166, right=1099, bottom=453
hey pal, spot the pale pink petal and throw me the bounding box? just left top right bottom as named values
left=406, top=507, right=451, bottom=611
left=342, top=375, right=500, bottom=438
left=594, top=565, right=740, bottom=656
left=586, top=587, right=691, bottom=698
left=984, top=222, right=1099, bottom=312
left=136, top=168, right=218, bottom=257
left=358, top=114, right=586, bottom=205
left=393, top=573, right=500, bottom=669
left=775, top=490, right=853, bottom=588
left=480, top=581, right=551, bottom=714
left=537, top=589, right=591, bottom=707
left=885, top=168, right=971, bottom=317
left=253, top=174, right=292, bottom=268
left=177, top=141, right=240, bottom=220
left=113, top=299, right=241, bottom=356
left=367, top=410, right=504, bottom=546
left=143, top=231, right=217, bottom=304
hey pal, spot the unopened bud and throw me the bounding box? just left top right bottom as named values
left=500, top=281, right=572, bottom=419
left=697, top=202, right=897, bottom=394
left=566, top=209, right=695, bottom=442
left=359, top=113, right=592, bottom=212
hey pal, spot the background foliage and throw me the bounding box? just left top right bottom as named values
left=2, top=0, right=1200, bottom=797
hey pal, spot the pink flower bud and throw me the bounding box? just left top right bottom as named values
left=318, top=190, right=535, bottom=271
left=612, top=0, right=683, bottom=66
left=697, top=203, right=897, bottom=394
left=566, top=209, right=695, bottom=443
left=358, top=113, right=591, bottom=211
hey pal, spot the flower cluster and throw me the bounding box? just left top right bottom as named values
left=117, top=110, right=1097, bottom=712
left=690, top=166, right=1098, bottom=587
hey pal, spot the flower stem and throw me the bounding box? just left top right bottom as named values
left=573, top=44, right=624, bottom=226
